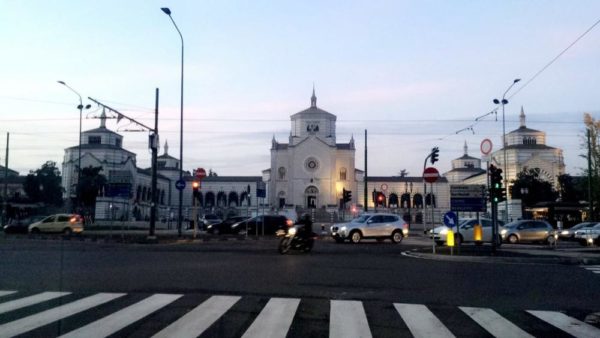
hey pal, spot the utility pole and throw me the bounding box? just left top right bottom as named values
left=2, top=133, right=9, bottom=226
left=588, top=128, right=594, bottom=221
left=364, top=129, right=368, bottom=212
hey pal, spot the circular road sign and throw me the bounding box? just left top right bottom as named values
left=175, top=179, right=186, bottom=191
left=195, top=167, right=207, bottom=179
left=480, top=138, right=493, bottom=155
left=423, top=167, right=439, bottom=183
left=381, top=183, right=388, bottom=191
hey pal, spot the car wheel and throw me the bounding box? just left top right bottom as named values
left=63, top=228, right=72, bottom=236
left=334, top=237, right=344, bottom=243
left=579, top=239, right=588, bottom=246
left=508, top=234, right=519, bottom=244
left=546, top=236, right=556, bottom=245
left=496, top=236, right=503, bottom=247
left=30, top=228, right=40, bottom=234
left=391, top=231, right=403, bottom=244
left=350, top=231, right=362, bottom=244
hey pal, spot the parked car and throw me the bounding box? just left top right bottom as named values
left=574, top=223, right=600, bottom=246
left=200, top=214, right=222, bottom=230
left=429, top=218, right=505, bottom=246
left=28, top=214, right=84, bottom=235
left=230, top=215, right=293, bottom=235
left=3, top=216, right=46, bottom=234
left=207, top=216, right=250, bottom=234
left=330, top=213, right=408, bottom=244
left=559, top=222, right=598, bottom=240
left=500, top=220, right=557, bottom=244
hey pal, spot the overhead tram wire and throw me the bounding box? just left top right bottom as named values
left=442, top=16, right=600, bottom=141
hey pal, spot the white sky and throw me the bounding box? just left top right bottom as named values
left=1, top=1, right=599, bottom=178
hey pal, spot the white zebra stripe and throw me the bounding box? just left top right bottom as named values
left=59, top=294, right=181, bottom=338
left=0, top=293, right=125, bottom=338
left=394, top=303, right=455, bottom=338
left=330, top=300, right=372, bottom=338
left=152, top=295, right=240, bottom=338
left=241, top=297, right=300, bottom=338
left=0, top=291, right=17, bottom=298
left=0, top=292, right=71, bottom=315
left=460, top=306, right=534, bottom=338
left=528, top=310, right=600, bottom=338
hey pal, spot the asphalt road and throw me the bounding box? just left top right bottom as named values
left=0, top=236, right=598, bottom=337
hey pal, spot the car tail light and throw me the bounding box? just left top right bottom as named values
left=286, top=219, right=293, bottom=227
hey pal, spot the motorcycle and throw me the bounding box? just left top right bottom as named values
left=276, top=224, right=316, bottom=254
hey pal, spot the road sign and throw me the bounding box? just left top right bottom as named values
left=256, top=181, right=266, bottom=198
left=195, top=168, right=206, bottom=179
left=480, top=139, right=493, bottom=155
left=443, top=211, right=458, bottom=227
left=450, top=184, right=486, bottom=212
left=175, top=179, right=186, bottom=191
left=423, top=167, right=439, bottom=183
left=381, top=184, right=388, bottom=191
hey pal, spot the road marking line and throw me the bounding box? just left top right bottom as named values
left=527, top=310, right=600, bottom=338
left=0, top=291, right=17, bottom=298
left=241, top=297, right=300, bottom=338
left=394, top=303, right=455, bottom=338
left=460, top=306, right=534, bottom=338
left=60, top=293, right=181, bottom=338
left=0, top=293, right=125, bottom=338
left=152, top=295, right=240, bottom=338
left=330, top=300, right=372, bottom=338
left=0, top=292, right=71, bottom=315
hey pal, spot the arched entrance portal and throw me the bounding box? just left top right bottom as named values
left=304, top=186, right=319, bottom=209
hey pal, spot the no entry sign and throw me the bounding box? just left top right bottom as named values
left=423, top=167, right=439, bottom=183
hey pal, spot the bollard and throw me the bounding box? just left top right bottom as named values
left=447, top=229, right=455, bottom=255
left=473, top=224, right=482, bottom=244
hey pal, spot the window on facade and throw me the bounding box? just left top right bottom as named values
left=88, top=136, right=101, bottom=144
left=278, top=167, right=286, bottom=180
left=523, top=137, right=537, bottom=145
left=115, top=139, right=122, bottom=147
left=339, top=167, right=347, bottom=181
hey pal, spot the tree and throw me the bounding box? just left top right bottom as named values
left=582, top=113, right=600, bottom=219
left=208, top=169, right=218, bottom=177
left=556, top=174, right=584, bottom=203
left=77, top=166, right=107, bottom=213
left=510, top=168, right=558, bottom=207
left=23, top=161, right=64, bottom=206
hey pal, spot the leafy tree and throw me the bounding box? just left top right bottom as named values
left=581, top=113, right=600, bottom=219
left=510, top=168, right=558, bottom=207
left=23, top=161, right=64, bottom=206
left=556, top=174, right=584, bottom=203
left=208, top=169, right=218, bottom=177
left=77, top=166, right=107, bottom=212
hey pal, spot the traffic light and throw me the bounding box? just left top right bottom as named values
left=430, top=147, right=439, bottom=164
left=488, top=165, right=503, bottom=204
left=192, top=181, right=200, bottom=199
left=342, top=188, right=352, bottom=203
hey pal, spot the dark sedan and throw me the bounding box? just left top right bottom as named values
left=2, top=216, right=45, bottom=234
left=231, top=215, right=293, bottom=235
left=206, top=216, right=250, bottom=234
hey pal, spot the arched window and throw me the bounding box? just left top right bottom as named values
left=339, top=167, right=347, bottom=181
left=228, top=191, right=239, bottom=207
left=400, top=193, right=411, bottom=208
left=216, top=192, right=227, bottom=207
left=278, top=167, right=286, bottom=180
left=388, top=193, right=399, bottom=208
left=205, top=192, right=215, bottom=207
left=413, top=194, right=423, bottom=209
left=425, top=193, right=436, bottom=207
left=136, top=186, right=142, bottom=201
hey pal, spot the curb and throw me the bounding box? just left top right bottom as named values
left=401, top=248, right=600, bottom=265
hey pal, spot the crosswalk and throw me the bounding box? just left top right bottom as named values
left=0, top=290, right=598, bottom=338
left=582, top=265, right=600, bottom=274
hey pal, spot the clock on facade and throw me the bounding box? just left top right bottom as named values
left=305, top=157, right=319, bottom=171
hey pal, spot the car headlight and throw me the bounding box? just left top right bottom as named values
left=341, top=226, right=347, bottom=232
left=439, top=228, right=448, bottom=235
left=561, top=230, right=569, bottom=235
left=288, top=227, right=297, bottom=235
left=402, top=228, right=409, bottom=235
left=500, top=229, right=507, bottom=236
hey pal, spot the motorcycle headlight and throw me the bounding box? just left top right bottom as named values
left=288, top=227, right=297, bottom=235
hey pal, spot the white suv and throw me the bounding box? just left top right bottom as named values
left=430, top=218, right=504, bottom=246
left=330, top=213, right=408, bottom=244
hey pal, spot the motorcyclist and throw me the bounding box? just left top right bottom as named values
left=296, top=213, right=313, bottom=240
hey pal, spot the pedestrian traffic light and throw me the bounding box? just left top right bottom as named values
left=342, top=188, right=352, bottom=203
left=430, top=147, right=439, bottom=164
left=488, top=165, right=503, bottom=204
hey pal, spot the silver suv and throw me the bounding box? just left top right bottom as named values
left=330, top=213, right=408, bottom=244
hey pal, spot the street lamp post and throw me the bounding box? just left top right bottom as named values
left=520, top=187, right=529, bottom=219
left=57, top=81, right=90, bottom=212
left=161, top=7, right=185, bottom=236
left=493, top=78, right=520, bottom=222
left=405, top=181, right=413, bottom=230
